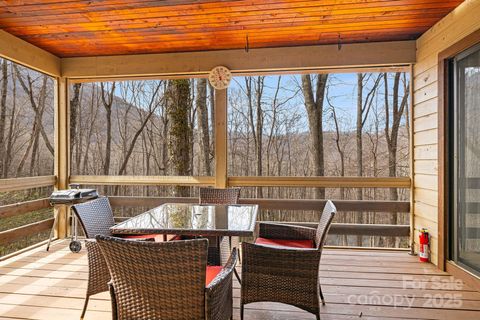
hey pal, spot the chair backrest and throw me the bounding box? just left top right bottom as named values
left=72, top=197, right=115, bottom=238
left=315, top=200, right=337, bottom=250
left=199, top=187, right=241, bottom=205
left=96, top=236, right=208, bottom=320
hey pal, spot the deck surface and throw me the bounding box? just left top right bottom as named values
left=0, top=241, right=479, bottom=319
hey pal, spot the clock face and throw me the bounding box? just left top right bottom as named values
left=208, top=66, right=232, bottom=90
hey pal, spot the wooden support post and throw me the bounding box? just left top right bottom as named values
left=54, top=77, right=69, bottom=238
left=215, top=88, right=227, bottom=188
left=409, top=63, right=416, bottom=255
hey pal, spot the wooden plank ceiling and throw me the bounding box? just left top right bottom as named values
left=0, top=0, right=465, bottom=58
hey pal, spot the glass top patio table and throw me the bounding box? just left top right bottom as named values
left=111, top=203, right=258, bottom=237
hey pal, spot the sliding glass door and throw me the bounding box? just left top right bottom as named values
left=451, top=43, right=480, bottom=274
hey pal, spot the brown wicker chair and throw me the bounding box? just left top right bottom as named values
left=72, top=197, right=163, bottom=320
left=240, top=200, right=336, bottom=320
left=199, top=187, right=241, bottom=266
left=199, top=187, right=241, bottom=205
left=96, top=236, right=237, bottom=320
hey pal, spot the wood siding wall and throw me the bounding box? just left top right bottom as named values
left=413, top=0, right=480, bottom=266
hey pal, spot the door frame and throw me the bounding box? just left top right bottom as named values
left=438, top=28, right=480, bottom=290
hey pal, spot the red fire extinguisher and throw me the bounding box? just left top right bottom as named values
left=419, top=228, right=429, bottom=262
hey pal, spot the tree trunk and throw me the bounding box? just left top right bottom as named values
left=162, top=112, right=169, bottom=174
left=331, top=106, right=345, bottom=199
left=331, top=105, right=347, bottom=245
left=355, top=73, right=382, bottom=246
left=82, top=86, right=98, bottom=174
left=4, top=65, right=16, bottom=177
left=167, top=79, right=192, bottom=197
left=356, top=74, right=364, bottom=201
left=29, top=120, right=41, bottom=176
left=208, top=83, right=215, bottom=160
left=255, top=77, right=265, bottom=198
left=0, top=59, right=8, bottom=174
left=196, top=79, right=211, bottom=176
left=356, top=73, right=364, bottom=246
left=101, top=82, right=116, bottom=177
left=31, top=75, right=49, bottom=176
left=17, top=118, right=37, bottom=176
left=384, top=72, right=410, bottom=247
left=70, top=83, right=82, bottom=168
left=301, top=74, right=327, bottom=199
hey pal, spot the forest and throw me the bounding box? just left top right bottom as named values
left=0, top=57, right=410, bottom=248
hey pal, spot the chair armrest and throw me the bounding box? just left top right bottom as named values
left=258, top=222, right=316, bottom=241
left=205, top=248, right=237, bottom=320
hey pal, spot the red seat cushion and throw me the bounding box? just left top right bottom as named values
left=153, top=235, right=182, bottom=242
left=167, top=235, right=184, bottom=241
left=122, top=234, right=157, bottom=240
left=255, top=237, right=314, bottom=249
left=121, top=234, right=178, bottom=242
left=206, top=266, right=223, bottom=286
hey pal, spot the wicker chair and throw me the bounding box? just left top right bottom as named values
left=72, top=197, right=160, bottom=240
left=240, top=200, right=336, bottom=320
left=199, top=187, right=241, bottom=205
left=199, top=187, right=241, bottom=265
left=72, top=197, right=160, bottom=320
left=96, top=236, right=237, bottom=320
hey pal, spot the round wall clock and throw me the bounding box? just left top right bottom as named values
left=208, top=66, right=232, bottom=90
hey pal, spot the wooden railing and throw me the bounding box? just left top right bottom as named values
left=0, top=198, right=51, bottom=219
left=0, top=199, right=53, bottom=248
left=0, top=218, right=53, bottom=245
left=70, top=175, right=215, bottom=186
left=0, top=176, right=55, bottom=250
left=0, top=175, right=56, bottom=192
left=0, top=175, right=412, bottom=253
left=70, top=175, right=410, bottom=188
left=228, top=176, right=411, bottom=188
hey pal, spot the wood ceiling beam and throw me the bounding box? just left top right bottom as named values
left=61, top=40, right=416, bottom=79
left=0, top=27, right=416, bottom=79
left=0, top=30, right=61, bottom=77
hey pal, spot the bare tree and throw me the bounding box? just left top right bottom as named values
left=355, top=73, right=382, bottom=245
left=328, top=101, right=346, bottom=199
left=100, top=82, right=116, bottom=175
left=82, top=85, right=100, bottom=174
left=14, top=66, right=54, bottom=156
left=117, top=82, right=163, bottom=175
left=384, top=72, right=410, bottom=246
left=196, top=78, right=211, bottom=175
left=243, top=76, right=266, bottom=197
left=4, top=64, right=18, bottom=177
left=30, top=75, right=48, bottom=176
left=161, top=82, right=170, bottom=174
left=384, top=73, right=409, bottom=200
left=208, top=82, right=215, bottom=161
left=356, top=73, right=382, bottom=197
left=301, top=74, right=328, bottom=199
left=70, top=83, right=82, bottom=167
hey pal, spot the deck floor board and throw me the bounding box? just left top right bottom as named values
left=0, top=241, right=479, bottom=320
